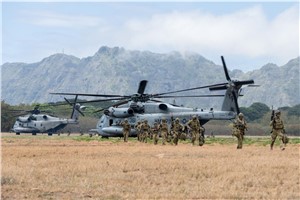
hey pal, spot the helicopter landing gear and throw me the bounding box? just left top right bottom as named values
left=16, top=133, right=20, bottom=135
left=32, top=133, right=37, bottom=136
left=48, top=133, right=53, bottom=136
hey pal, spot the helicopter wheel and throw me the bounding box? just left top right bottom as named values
left=32, top=133, right=37, bottom=136
left=16, top=133, right=20, bottom=135
left=48, top=133, right=53, bottom=136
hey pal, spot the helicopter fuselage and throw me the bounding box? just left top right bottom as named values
left=12, top=114, right=78, bottom=134
left=95, top=102, right=236, bottom=137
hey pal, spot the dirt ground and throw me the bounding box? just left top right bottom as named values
left=1, top=134, right=299, bottom=199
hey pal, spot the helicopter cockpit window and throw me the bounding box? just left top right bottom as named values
left=109, top=119, right=113, bottom=126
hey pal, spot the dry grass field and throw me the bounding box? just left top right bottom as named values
left=1, top=134, right=299, bottom=200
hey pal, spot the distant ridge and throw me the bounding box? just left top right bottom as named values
left=1, top=46, right=299, bottom=108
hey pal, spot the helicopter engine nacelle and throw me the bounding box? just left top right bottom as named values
left=159, top=103, right=168, bottom=111
left=17, top=117, right=30, bottom=123
left=105, top=107, right=134, bottom=118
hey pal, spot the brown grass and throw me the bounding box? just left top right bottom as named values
left=1, top=135, right=299, bottom=199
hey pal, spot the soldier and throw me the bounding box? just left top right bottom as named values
left=199, top=124, right=205, bottom=146
left=121, top=118, right=131, bottom=142
left=232, top=113, right=247, bottom=149
left=134, top=121, right=142, bottom=142
left=151, top=122, right=160, bottom=145
left=159, top=118, right=169, bottom=145
left=270, top=110, right=287, bottom=150
left=186, top=115, right=201, bottom=146
left=140, top=120, right=150, bottom=143
left=171, top=118, right=184, bottom=145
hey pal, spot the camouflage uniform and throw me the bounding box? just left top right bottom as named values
left=232, top=113, right=247, bottom=149
left=187, top=115, right=201, bottom=145
left=199, top=125, right=205, bottom=146
left=134, top=121, right=141, bottom=142
left=159, top=119, right=169, bottom=145
left=151, top=122, right=160, bottom=145
left=140, top=120, right=150, bottom=143
left=121, top=119, right=131, bottom=142
left=270, top=110, right=286, bottom=150
left=171, top=118, right=184, bottom=145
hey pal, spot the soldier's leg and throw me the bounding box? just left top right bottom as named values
left=199, top=135, right=204, bottom=146
left=173, top=133, right=178, bottom=145
left=140, top=132, right=144, bottom=142
left=161, top=132, right=165, bottom=145
left=278, top=131, right=285, bottom=150
left=237, top=133, right=242, bottom=149
left=154, top=134, right=158, bottom=145
left=270, top=131, right=277, bottom=150
left=191, top=131, right=196, bottom=145
left=125, top=131, right=129, bottom=142
left=195, top=132, right=200, bottom=146
left=144, top=132, right=148, bottom=143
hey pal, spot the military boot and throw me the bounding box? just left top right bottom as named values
left=270, top=141, right=275, bottom=150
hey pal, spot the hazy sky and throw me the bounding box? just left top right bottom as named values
left=2, top=1, right=299, bottom=71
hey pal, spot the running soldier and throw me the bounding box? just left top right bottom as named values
left=270, top=110, right=287, bottom=150
left=134, top=121, right=142, bottom=142
left=232, top=113, right=247, bottom=149
left=171, top=118, right=184, bottom=145
left=121, top=118, right=131, bottom=142
left=159, top=118, right=169, bottom=145
left=187, top=115, right=201, bottom=146
left=199, top=123, right=205, bottom=146
left=151, top=122, right=160, bottom=145
left=140, top=120, right=150, bottom=143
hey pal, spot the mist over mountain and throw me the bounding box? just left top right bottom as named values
left=2, top=46, right=299, bottom=109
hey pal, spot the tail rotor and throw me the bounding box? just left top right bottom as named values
left=209, top=56, right=255, bottom=113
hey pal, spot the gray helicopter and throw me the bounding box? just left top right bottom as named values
left=11, top=96, right=85, bottom=136
left=51, top=56, right=255, bottom=138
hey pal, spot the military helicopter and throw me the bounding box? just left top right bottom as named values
left=51, top=56, right=255, bottom=138
left=11, top=96, right=85, bottom=136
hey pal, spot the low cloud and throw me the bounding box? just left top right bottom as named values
left=115, top=5, right=298, bottom=66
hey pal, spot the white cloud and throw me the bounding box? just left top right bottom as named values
left=112, top=5, right=299, bottom=67
left=3, top=3, right=299, bottom=71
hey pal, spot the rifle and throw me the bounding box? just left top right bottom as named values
left=270, top=106, right=275, bottom=134
left=270, top=106, right=275, bottom=121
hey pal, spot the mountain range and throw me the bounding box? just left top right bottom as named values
left=2, top=46, right=299, bottom=109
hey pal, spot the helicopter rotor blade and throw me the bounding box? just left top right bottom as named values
left=64, top=97, right=73, bottom=106
left=137, top=80, right=148, bottom=95
left=50, top=92, right=129, bottom=98
left=52, top=97, right=129, bottom=106
left=221, top=56, right=231, bottom=82
left=234, top=80, right=255, bottom=86
left=154, top=82, right=228, bottom=96
left=155, top=94, right=226, bottom=98
left=209, top=85, right=228, bottom=91
left=76, top=107, right=85, bottom=116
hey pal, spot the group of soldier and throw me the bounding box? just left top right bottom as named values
left=121, top=116, right=205, bottom=146
left=231, top=110, right=288, bottom=150
left=121, top=110, right=288, bottom=150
